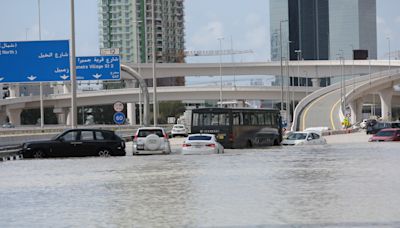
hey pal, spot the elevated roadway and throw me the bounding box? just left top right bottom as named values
left=295, top=69, right=400, bottom=131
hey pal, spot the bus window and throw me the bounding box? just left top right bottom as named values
left=219, top=113, right=229, bottom=125
left=250, top=113, right=258, bottom=125
left=264, top=112, right=272, bottom=126
left=193, top=113, right=199, bottom=126
left=257, top=113, right=265, bottom=125
left=233, top=112, right=242, bottom=125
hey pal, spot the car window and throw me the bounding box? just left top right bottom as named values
left=188, top=135, right=212, bottom=141
left=138, top=129, right=164, bottom=137
left=174, top=125, right=184, bottom=129
left=80, top=131, right=94, bottom=140
left=101, top=131, right=115, bottom=140
left=60, top=131, right=78, bottom=142
left=312, top=133, right=320, bottom=139
left=95, top=131, right=105, bottom=140
left=287, top=133, right=307, bottom=140
left=376, top=130, right=395, bottom=137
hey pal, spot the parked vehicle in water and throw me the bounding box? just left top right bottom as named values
left=281, top=131, right=327, bottom=146
left=171, top=124, right=188, bottom=137
left=368, top=128, right=400, bottom=142
left=20, top=129, right=126, bottom=158
left=132, top=127, right=171, bottom=155
left=366, top=122, right=393, bottom=134
left=191, top=108, right=282, bottom=148
left=181, top=134, right=224, bottom=155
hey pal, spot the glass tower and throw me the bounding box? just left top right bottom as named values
left=99, top=0, right=185, bottom=86
left=270, top=0, right=377, bottom=61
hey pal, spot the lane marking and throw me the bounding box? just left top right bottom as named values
left=301, top=92, right=333, bottom=131
left=330, top=99, right=341, bottom=130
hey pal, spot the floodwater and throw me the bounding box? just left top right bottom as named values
left=1, top=142, right=400, bottom=227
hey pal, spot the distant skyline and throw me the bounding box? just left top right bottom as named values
left=0, top=0, right=399, bottom=62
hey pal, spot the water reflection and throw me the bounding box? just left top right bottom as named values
left=1, top=143, right=400, bottom=227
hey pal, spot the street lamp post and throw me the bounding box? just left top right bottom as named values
left=38, top=0, right=44, bottom=129
left=279, top=19, right=288, bottom=114
left=133, top=20, right=143, bottom=125
left=294, top=49, right=301, bottom=120
left=387, top=37, right=391, bottom=70
left=286, top=41, right=291, bottom=127
left=218, top=37, right=224, bottom=107
left=70, top=0, right=78, bottom=128
left=151, top=0, right=157, bottom=126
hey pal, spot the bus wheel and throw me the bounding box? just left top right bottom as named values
left=246, top=140, right=252, bottom=148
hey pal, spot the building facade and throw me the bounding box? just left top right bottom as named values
left=270, top=0, right=377, bottom=61
left=98, top=0, right=185, bottom=86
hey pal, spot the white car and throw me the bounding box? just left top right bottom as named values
left=171, top=124, right=188, bottom=137
left=182, top=134, right=224, bottom=155
left=133, top=127, right=171, bottom=155
left=281, top=131, right=327, bottom=146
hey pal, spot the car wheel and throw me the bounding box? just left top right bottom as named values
left=98, top=148, right=111, bottom=157
left=33, top=149, right=45, bottom=159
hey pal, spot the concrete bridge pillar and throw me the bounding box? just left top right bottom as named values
left=311, top=78, right=320, bottom=88
left=6, top=108, right=22, bottom=125
left=348, top=98, right=364, bottom=125
left=125, top=80, right=136, bottom=88
left=0, top=109, right=8, bottom=124
left=127, top=103, right=136, bottom=125
left=63, top=83, right=71, bottom=94
left=54, top=107, right=68, bottom=125
left=8, top=85, right=20, bottom=98
left=378, top=87, right=393, bottom=121
left=66, top=108, right=72, bottom=126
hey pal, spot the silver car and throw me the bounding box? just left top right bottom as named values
left=132, top=127, right=171, bottom=155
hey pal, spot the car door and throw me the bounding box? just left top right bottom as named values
left=76, top=130, right=97, bottom=156
left=51, top=130, right=79, bottom=157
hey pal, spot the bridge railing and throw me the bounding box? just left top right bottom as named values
left=292, top=69, right=400, bottom=131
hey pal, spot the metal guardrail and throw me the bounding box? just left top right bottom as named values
left=0, top=145, right=22, bottom=162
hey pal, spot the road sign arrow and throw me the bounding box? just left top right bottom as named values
left=0, top=77, right=4, bottom=82
left=92, top=73, right=102, bottom=79
left=60, top=74, right=69, bottom=80
left=27, top=75, right=37, bottom=81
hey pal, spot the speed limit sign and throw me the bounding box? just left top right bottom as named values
left=113, top=101, right=124, bottom=112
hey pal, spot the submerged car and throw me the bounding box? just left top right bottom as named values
left=20, top=129, right=126, bottom=158
left=182, top=134, right=224, bottom=155
left=132, top=127, right=171, bottom=155
left=369, top=128, right=400, bottom=142
left=281, top=131, right=327, bottom=146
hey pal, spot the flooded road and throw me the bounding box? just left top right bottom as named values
left=1, top=141, right=400, bottom=227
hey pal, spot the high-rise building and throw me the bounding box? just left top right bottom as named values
left=98, top=0, right=185, bottom=86
left=270, top=0, right=377, bottom=61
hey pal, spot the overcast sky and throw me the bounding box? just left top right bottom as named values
left=0, top=0, right=399, bottom=62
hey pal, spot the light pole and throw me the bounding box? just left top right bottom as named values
left=151, top=0, right=158, bottom=126
left=38, top=0, right=44, bottom=129
left=218, top=37, right=224, bottom=107
left=350, top=44, right=355, bottom=91
left=285, top=40, right=291, bottom=127
left=294, top=49, right=301, bottom=120
left=133, top=20, right=143, bottom=125
left=387, top=37, right=391, bottom=70
left=337, top=49, right=345, bottom=113
left=279, top=19, right=288, bottom=114
left=70, top=0, right=78, bottom=128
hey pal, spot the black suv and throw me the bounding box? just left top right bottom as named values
left=21, top=129, right=126, bottom=158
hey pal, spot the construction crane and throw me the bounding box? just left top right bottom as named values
left=184, top=49, right=253, bottom=57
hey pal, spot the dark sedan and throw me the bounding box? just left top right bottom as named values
left=21, top=129, right=126, bottom=158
